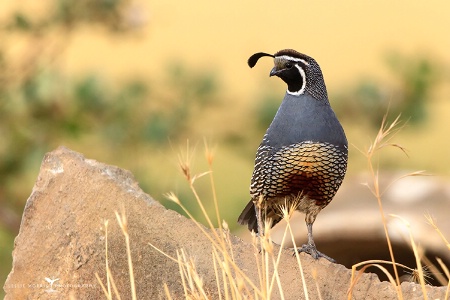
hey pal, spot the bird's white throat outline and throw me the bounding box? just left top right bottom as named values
left=287, top=65, right=307, bottom=96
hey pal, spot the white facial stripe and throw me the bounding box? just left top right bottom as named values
left=287, top=90, right=303, bottom=96
left=276, top=55, right=310, bottom=66
left=287, top=65, right=306, bottom=96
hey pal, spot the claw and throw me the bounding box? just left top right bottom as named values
left=294, top=244, right=336, bottom=263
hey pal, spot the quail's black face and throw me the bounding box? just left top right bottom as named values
left=270, top=57, right=305, bottom=94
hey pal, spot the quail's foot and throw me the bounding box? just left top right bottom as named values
left=295, top=244, right=336, bottom=263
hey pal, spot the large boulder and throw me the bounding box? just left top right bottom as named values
left=4, top=147, right=446, bottom=299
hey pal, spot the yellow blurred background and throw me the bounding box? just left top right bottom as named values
left=54, top=0, right=450, bottom=173
left=1, top=0, right=450, bottom=292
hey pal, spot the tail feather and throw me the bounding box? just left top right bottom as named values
left=237, top=201, right=258, bottom=233
left=238, top=200, right=285, bottom=234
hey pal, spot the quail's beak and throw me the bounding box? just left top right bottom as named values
left=269, top=67, right=279, bottom=77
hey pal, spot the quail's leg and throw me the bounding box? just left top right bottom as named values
left=254, top=204, right=264, bottom=237
left=254, top=204, right=265, bottom=253
left=296, top=223, right=336, bottom=263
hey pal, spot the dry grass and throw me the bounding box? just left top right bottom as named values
left=158, top=141, right=312, bottom=299
left=95, top=118, right=450, bottom=299
left=95, top=211, right=137, bottom=300
left=349, top=114, right=450, bottom=300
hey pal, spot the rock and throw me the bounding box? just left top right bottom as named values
left=3, top=147, right=447, bottom=299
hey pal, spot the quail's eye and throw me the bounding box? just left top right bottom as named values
left=285, top=62, right=293, bottom=69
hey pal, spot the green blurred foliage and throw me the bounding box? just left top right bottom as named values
left=332, top=52, right=443, bottom=128
left=385, top=52, right=441, bottom=124
left=4, top=0, right=136, bottom=33
left=0, top=0, right=223, bottom=292
left=255, top=93, right=280, bottom=130
left=143, top=63, right=220, bottom=143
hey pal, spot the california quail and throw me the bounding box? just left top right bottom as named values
left=238, top=49, right=348, bottom=262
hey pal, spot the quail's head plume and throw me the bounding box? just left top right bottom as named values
left=238, top=49, right=348, bottom=262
